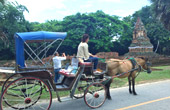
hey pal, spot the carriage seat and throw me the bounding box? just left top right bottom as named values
left=59, top=69, right=77, bottom=77
left=59, top=62, right=93, bottom=77
left=79, top=62, right=93, bottom=66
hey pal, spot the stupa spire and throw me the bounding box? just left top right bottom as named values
left=127, top=17, right=154, bottom=57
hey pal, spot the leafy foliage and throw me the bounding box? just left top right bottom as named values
left=149, top=0, right=170, bottom=30
left=0, top=2, right=29, bottom=59
left=31, top=11, right=132, bottom=55
left=61, top=11, right=131, bottom=55
left=0, top=0, right=5, bottom=5
left=1, top=1, right=170, bottom=60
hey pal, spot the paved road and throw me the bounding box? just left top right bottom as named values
left=51, top=80, right=170, bottom=110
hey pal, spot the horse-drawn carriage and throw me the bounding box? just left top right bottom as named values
left=0, top=31, right=110, bottom=110
left=0, top=31, right=152, bottom=110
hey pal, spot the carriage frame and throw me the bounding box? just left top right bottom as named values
left=0, top=31, right=109, bottom=110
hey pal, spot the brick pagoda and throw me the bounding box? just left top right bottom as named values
left=127, top=17, right=154, bottom=57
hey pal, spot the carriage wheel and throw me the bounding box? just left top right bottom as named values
left=0, top=76, right=52, bottom=110
left=1, top=73, right=21, bottom=94
left=73, top=81, right=89, bottom=99
left=84, top=83, right=106, bottom=108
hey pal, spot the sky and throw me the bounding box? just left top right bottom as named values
left=8, top=0, right=151, bottom=23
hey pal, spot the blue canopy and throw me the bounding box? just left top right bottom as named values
left=15, top=31, right=67, bottom=68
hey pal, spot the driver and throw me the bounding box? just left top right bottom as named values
left=77, top=34, right=99, bottom=73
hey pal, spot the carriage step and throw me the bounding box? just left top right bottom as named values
left=60, top=97, right=76, bottom=102
left=56, top=84, right=69, bottom=89
left=104, top=76, right=112, bottom=79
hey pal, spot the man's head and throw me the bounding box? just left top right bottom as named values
left=55, top=52, right=59, bottom=56
left=81, top=34, right=89, bottom=43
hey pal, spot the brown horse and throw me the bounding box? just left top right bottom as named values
left=105, top=57, right=152, bottom=100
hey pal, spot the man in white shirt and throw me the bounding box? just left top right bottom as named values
left=53, top=52, right=66, bottom=83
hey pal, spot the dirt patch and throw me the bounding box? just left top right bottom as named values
left=164, top=66, right=170, bottom=70
left=0, top=60, right=15, bottom=67
left=136, top=79, right=169, bottom=85
left=151, top=68, right=163, bottom=71
left=3, top=61, right=15, bottom=67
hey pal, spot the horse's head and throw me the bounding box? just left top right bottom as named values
left=138, top=57, right=152, bottom=74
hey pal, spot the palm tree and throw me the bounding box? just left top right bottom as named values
left=150, top=0, right=170, bottom=30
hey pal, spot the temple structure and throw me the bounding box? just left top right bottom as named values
left=127, top=17, right=154, bottom=57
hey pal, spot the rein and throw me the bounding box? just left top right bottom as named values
left=104, top=67, right=139, bottom=84
left=113, top=68, right=138, bottom=78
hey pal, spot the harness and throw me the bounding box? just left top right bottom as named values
left=129, top=58, right=136, bottom=69
left=128, top=58, right=141, bottom=78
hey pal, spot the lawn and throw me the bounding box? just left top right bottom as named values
left=52, top=65, right=170, bottom=98
left=0, top=65, right=170, bottom=99
left=110, top=65, right=170, bottom=88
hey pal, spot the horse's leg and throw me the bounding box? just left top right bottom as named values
left=132, top=77, right=137, bottom=95
left=105, top=79, right=112, bottom=100
left=128, top=76, right=132, bottom=94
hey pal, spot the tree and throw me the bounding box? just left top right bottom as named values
left=149, top=0, right=170, bottom=30
left=0, top=2, right=29, bottom=59
left=29, top=11, right=132, bottom=55
left=59, top=11, right=131, bottom=55
left=113, top=16, right=133, bottom=55
left=0, top=0, right=6, bottom=5
left=31, top=20, right=63, bottom=32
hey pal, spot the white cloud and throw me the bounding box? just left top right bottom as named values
left=8, top=0, right=66, bottom=22
left=9, top=0, right=66, bottom=10
left=113, top=9, right=133, bottom=17
left=81, top=3, right=93, bottom=8
left=99, top=0, right=122, bottom=3
left=56, top=10, right=76, bottom=17
left=104, top=9, right=135, bottom=17
left=8, top=0, right=151, bottom=22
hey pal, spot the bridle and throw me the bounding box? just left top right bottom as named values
left=137, top=60, right=151, bottom=72
left=132, top=59, right=151, bottom=79
left=127, top=57, right=152, bottom=78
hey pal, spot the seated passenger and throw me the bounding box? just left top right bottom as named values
left=77, top=34, right=99, bottom=73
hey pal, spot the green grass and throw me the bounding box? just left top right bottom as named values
left=110, top=65, right=170, bottom=88
left=55, top=66, right=170, bottom=98
left=0, top=65, right=170, bottom=99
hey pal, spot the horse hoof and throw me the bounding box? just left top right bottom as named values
left=107, top=96, right=112, bottom=100
left=107, top=97, right=112, bottom=100
left=129, top=90, right=132, bottom=94
left=133, top=92, right=137, bottom=95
